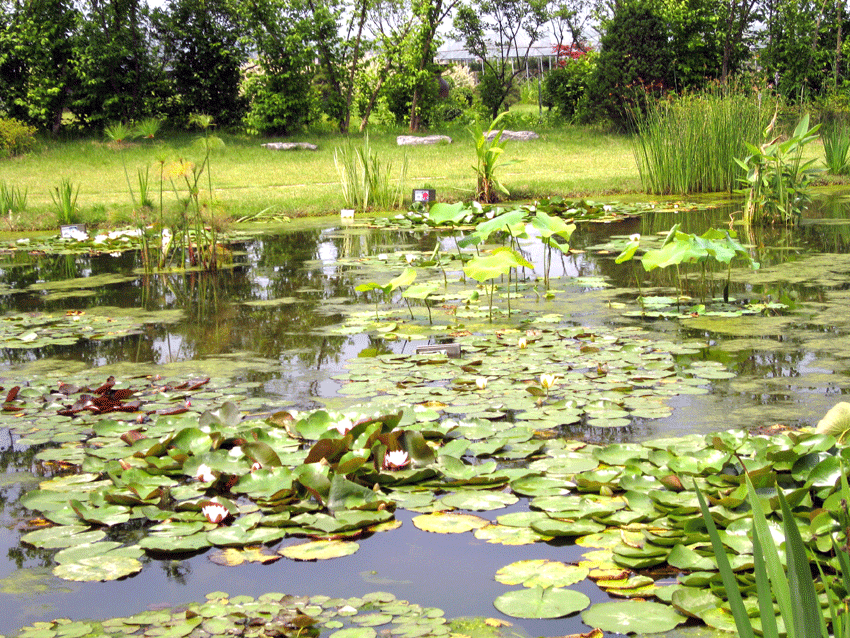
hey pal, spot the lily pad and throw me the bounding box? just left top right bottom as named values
left=279, top=540, right=360, bottom=561
left=493, top=586, right=590, bottom=619
left=581, top=601, right=687, bottom=634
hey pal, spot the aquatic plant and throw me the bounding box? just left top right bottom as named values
left=334, top=133, right=407, bottom=212
left=355, top=267, right=417, bottom=319
left=464, top=246, right=533, bottom=319
left=468, top=112, right=518, bottom=203
left=50, top=178, right=81, bottom=225
left=616, top=224, right=759, bottom=307
left=822, top=122, right=850, bottom=175
left=632, top=89, right=768, bottom=194
left=530, top=210, right=575, bottom=288
left=736, top=113, right=821, bottom=225
left=0, top=181, right=27, bottom=227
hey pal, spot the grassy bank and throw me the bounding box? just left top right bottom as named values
left=0, top=124, right=639, bottom=230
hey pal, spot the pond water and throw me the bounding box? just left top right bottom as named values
left=2, top=192, right=850, bottom=637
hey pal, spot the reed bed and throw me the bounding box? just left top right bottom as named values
left=632, top=90, right=772, bottom=195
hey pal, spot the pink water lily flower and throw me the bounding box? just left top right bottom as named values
left=202, top=503, right=229, bottom=524
left=384, top=450, right=410, bottom=470
left=196, top=464, right=215, bottom=482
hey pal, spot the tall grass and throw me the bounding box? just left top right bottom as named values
left=632, top=89, right=772, bottom=194
left=822, top=123, right=850, bottom=174
left=334, top=134, right=408, bottom=212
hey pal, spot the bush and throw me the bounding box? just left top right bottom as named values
left=478, top=66, right=521, bottom=118
left=0, top=117, right=37, bottom=157
left=242, top=70, right=312, bottom=136
left=543, top=52, right=596, bottom=122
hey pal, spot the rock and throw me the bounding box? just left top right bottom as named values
left=263, top=142, right=318, bottom=151
left=485, top=130, right=539, bottom=141
left=396, top=135, right=453, bottom=146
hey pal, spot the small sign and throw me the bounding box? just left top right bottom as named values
left=340, top=209, right=355, bottom=221
left=60, top=223, right=87, bottom=239
left=412, top=189, right=436, bottom=203
left=415, top=343, right=461, bottom=358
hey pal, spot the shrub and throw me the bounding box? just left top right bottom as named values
left=0, top=117, right=37, bottom=157
left=242, top=69, right=312, bottom=136
left=543, top=52, right=596, bottom=122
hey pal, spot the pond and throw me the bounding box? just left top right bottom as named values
left=2, top=192, right=850, bottom=638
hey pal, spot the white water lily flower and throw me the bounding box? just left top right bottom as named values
left=201, top=503, right=229, bottom=524
left=475, top=377, right=488, bottom=390
left=110, top=252, right=121, bottom=258
left=629, top=234, right=641, bottom=243
left=196, top=464, right=215, bottom=482
left=405, top=254, right=415, bottom=264
left=331, top=418, right=354, bottom=435
left=540, top=373, right=557, bottom=390
left=384, top=450, right=410, bottom=470
left=66, top=229, right=88, bottom=241
left=518, top=337, right=528, bottom=349
left=603, top=205, right=612, bottom=212
left=251, top=462, right=262, bottom=472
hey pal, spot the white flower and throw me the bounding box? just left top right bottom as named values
left=196, top=463, right=215, bottom=482
left=629, top=234, right=641, bottom=243
left=66, top=229, right=88, bottom=241
left=201, top=503, right=229, bottom=524
left=251, top=461, right=262, bottom=472
left=15, top=238, right=29, bottom=245
left=475, top=377, right=488, bottom=390
left=603, top=205, right=612, bottom=212
left=331, top=418, right=354, bottom=435
left=110, top=252, right=121, bottom=258
left=518, top=337, right=528, bottom=349
left=94, top=234, right=107, bottom=244
left=384, top=450, right=410, bottom=470
left=540, top=373, right=557, bottom=390
left=405, top=254, right=415, bottom=264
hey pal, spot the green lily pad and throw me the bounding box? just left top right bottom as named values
left=279, top=540, right=360, bottom=561
left=52, top=556, right=143, bottom=582
left=493, top=586, right=590, bottom=619
left=581, top=601, right=687, bottom=634
left=495, top=560, right=589, bottom=588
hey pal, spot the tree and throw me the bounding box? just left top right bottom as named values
left=453, top=0, right=550, bottom=120
left=587, top=0, right=674, bottom=127
left=407, top=0, right=459, bottom=131
left=71, top=0, right=171, bottom=128
left=242, top=0, right=316, bottom=134
left=156, top=0, right=247, bottom=126
left=304, top=0, right=371, bottom=133
left=717, top=0, right=761, bottom=81
left=760, top=0, right=849, bottom=97
left=0, top=0, right=78, bottom=132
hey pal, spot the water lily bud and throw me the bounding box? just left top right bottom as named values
left=629, top=233, right=640, bottom=243
left=518, top=337, right=528, bottom=349
left=475, top=377, right=488, bottom=390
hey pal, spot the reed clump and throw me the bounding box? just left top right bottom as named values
left=632, top=88, right=772, bottom=195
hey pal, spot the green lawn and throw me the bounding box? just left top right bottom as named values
left=0, top=124, right=643, bottom=230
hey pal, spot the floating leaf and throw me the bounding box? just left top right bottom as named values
left=279, top=540, right=360, bottom=561
left=493, top=586, right=590, bottom=619
left=581, top=601, right=686, bottom=634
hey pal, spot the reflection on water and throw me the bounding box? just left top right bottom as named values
left=1, top=194, right=850, bottom=635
